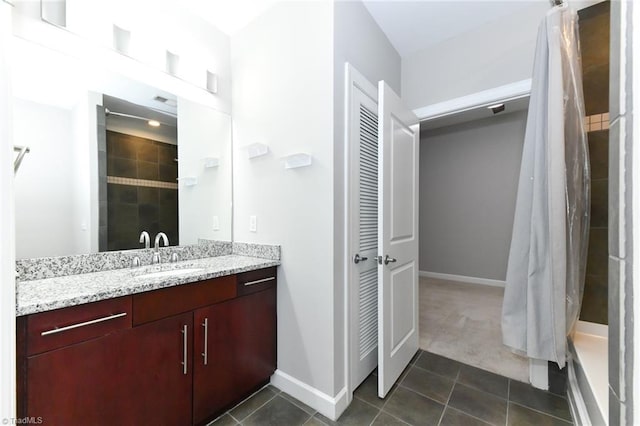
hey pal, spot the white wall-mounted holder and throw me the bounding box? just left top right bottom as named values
left=283, top=153, right=312, bottom=169
left=112, top=24, right=131, bottom=55
left=206, top=71, right=218, bottom=94
left=178, top=176, right=197, bottom=186
left=203, top=157, right=219, bottom=168
left=245, top=143, right=269, bottom=159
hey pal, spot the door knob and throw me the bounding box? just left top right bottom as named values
left=384, top=255, right=397, bottom=265
left=353, top=253, right=368, bottom=264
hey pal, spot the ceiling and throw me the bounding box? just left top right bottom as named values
left=361, top=0, right=541, bottom=57
left=178, top=0, right=542, bottom=56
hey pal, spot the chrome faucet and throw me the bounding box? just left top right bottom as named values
left=139, top=231, right=150, bottom=249
left=152, top=232, right=169, bottom=264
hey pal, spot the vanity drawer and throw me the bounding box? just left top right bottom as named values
left=26, top=297, right=132, bottom=356
left=132, top=275, right=236, bottom=326
left=236, top=267, right=277, bottom=296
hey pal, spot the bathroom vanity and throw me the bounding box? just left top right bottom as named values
left=15, top=251, right=278, bottom=426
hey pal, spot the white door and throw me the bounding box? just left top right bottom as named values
left=347, top=65, right=380, bottom=389
left=377, top=81, right=419, bottom=398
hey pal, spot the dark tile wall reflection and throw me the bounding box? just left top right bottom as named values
left=578, top=2, right=610, bottom=325
left=106, top=131, right=178, bottom=251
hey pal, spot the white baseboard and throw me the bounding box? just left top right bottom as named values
left=271, top=370, right=349, bottom=421
left=419, top=271, right=505, bottom=288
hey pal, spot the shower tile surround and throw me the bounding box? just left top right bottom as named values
left=578, top=1, right=610, bottom=326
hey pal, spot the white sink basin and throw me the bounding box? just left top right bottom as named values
left=135, top=268, right=204, bottom=280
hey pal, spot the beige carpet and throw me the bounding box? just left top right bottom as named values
left=419, top=276, right=529, bottom=382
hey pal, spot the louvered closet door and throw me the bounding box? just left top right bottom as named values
left=349, top=73, right=379, bottom=389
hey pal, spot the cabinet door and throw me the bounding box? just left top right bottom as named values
left=27, top=312, right=193, bottom=426
left=193, top=287, right=276, bottom=424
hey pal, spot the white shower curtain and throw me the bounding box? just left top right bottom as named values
left=501, top=4, right=589, bottom=368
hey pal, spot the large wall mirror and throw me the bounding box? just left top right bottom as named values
left=12, top=37, right=233, bottom=259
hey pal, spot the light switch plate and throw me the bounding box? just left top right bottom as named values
left=249, top=215, right=257, bottom=232
left=212, top=216, right=220, bottom=231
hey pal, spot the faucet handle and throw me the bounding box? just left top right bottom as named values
left=170, top=253, right=179, bottom=263
left=131, top=256, right=141, bottom=267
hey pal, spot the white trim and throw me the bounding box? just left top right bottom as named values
left=529, top=358, right=549, bottom=390
left=576, top=320, right=608, bottom=338
left=632, top=0, right=640, bottom=418
left=344, top=62, right=378, bottom=402
left=413, top=79, right=532, bottom=121
left=567, top=358, right=592, bottom=426
left=0, top=1, right=16, bottom=421
left=419, top=270, right=505, bottom=288
left=270, top=370, right=349, bottom=421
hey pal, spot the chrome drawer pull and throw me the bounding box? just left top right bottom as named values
left=243, top=277, right=275, bottom=286
left=201, top=318, right=208, bottom=366
left=181, top=325, right=188, bottom=375
left=41, top=312, right=128, bottom=336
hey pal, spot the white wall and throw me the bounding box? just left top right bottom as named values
left=178, top=97, right=232, bottom=243
left=332, top=0, right=401, bottom=396
left=13, top=0, right=232, bottom=114
left=0, top=2, right=16, bottom=420
left=419, top=110, right=527, bottom=281
left=71, top=91, right=102, bottom=255
left=13, top=99, right=85, bottom=258
left=402, top=3, right=548, bottom=110
left=231, top=0, right=336, bottom=403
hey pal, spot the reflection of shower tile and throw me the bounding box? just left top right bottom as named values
left=158, top=144, right=177, bottom=165
left=109, top=184, right=137, bottom=204
left=108, top=157, right=137, bottom=178
left=159, top=164, right=178, bottom=182
left=138, top=161, right=159, bottom=180
left=108, top=132, right=137, bottom=159
left=137, top=141, right=159, bottom=163
left=138, top=187, right=159, bottom=204
left=139, top=203, right=159, bottom=224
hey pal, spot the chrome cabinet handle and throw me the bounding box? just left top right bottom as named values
left=384, top=255, right=397, bottom=265
left=244, top=277, right=275, bottom=286
left=201, top=318, right=208, bottom=366
left=41, top=312, right=127, bottom=336
left=181, top=325, right=188, bottom=375
left=353, top=254, right=368, bottom=264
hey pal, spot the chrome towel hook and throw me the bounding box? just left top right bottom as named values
left=13, top=145, right=30, bottom=175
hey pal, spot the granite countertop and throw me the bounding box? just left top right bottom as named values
left=17, top=255, right=280, bottom=316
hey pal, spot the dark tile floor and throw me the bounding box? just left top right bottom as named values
left=208, top=350, right=573, bottom=426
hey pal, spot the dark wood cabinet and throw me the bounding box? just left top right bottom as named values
left=26, top=312, right=193, bottom=426
left=193, top=286, right=276, bottom=424
left=18, top=267, right=277, bottom=426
